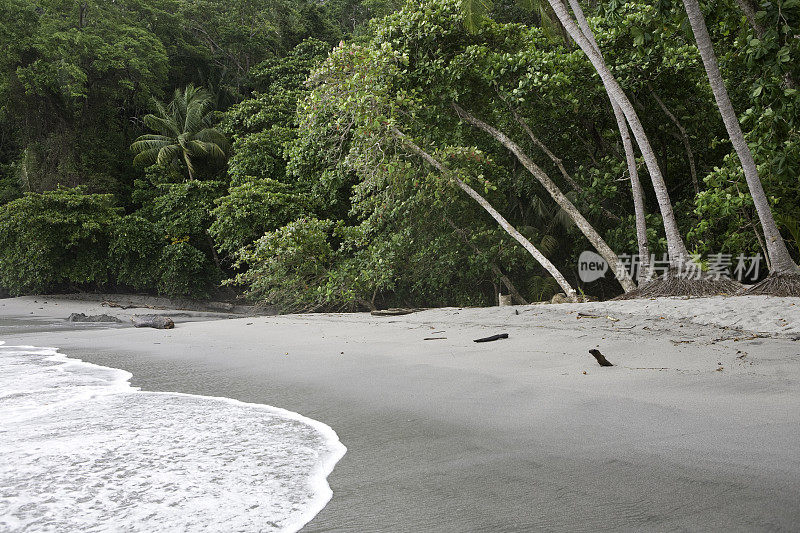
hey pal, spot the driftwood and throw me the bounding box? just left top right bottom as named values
left=589, top=349, right=614, bottom=367
left=68, top=313, right=122, bottom=323
left=102, top=301, right=144, bottom=310
left=131, top=314, right=175, bottom=329
left=371, top=308, right=422, bottom=316
left=474, top=333, right=509, bottom=343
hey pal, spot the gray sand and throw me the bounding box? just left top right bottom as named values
left=2, top=296, right=799, bottom=531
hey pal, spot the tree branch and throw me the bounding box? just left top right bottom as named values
left=647, top=83, right=699, bottom=196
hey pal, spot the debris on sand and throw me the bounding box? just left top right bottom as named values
left=371, top=308, right=422, bottom=317
left=474, top=333, right=509, bottom=343
left=589, top=349, right=614, bottom=367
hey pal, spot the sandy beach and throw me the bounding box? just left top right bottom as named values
left=2, top=295, right=799, bottom=532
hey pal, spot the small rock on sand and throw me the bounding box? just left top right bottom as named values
left=131, top=314, right=175, bottom=329
left=67, top=313, right=122, bottom=323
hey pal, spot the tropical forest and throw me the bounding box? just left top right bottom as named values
left=1, top=0, right=799, bottom=311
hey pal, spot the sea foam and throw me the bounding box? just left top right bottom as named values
left=0, top=341, right=346, bottom=532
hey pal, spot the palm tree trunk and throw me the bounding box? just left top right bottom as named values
left=452, top=103, right=637, bottom=292
left=615, top=105, right=654, bottom=283
left=733, top=0, right=765, bottom=38
left=183, top=151, right=195, bottom=180
left=563, top=4, right=653, bottom=282
left=549, top=0, right=692, bottom=267
left=505, top=103, right=621, bottom=224
left=682, top=0, right=799, bottom=275
left=392, top=127, right=578, bottom=300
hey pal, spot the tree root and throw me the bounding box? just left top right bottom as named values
left=614, top=271, right=744, bottom=300
left=745, top=271, right=800, bottom=297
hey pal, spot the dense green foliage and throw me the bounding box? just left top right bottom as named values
left=1, top=0, right=798, bottom=306
left=0, top=188, right=120, bottom=293
left=0, top=186, right=220, bottom=297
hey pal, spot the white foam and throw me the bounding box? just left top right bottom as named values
left=0, top=342, right=346, bottom=532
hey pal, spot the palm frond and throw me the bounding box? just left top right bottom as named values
left=130, top=137, right=172, bottom=154
left=133, top=134, right=173, bottom=143
left=132, top=148, right=160, bottom=167
left=463, top=0, right=493, bottom=33
left=194, top=128, right=229, bottom=152
left=142, top=114, right=179, bottom=137
left=530, top=195, right=550, bottom=220
left=553, top=206, right=573, bottom=229
left=184, top=103, right=206, bottom=135
left=187, top=140, right=226, bottom=161
left=184, top=84, right=211, bottom=105
left=539, top=234, right=559, bottom=256
left=514, top=0, right=561, bottom=38
left=156, top=144, right=182, bottom=168
left=151, top=99, right=169, bottom=121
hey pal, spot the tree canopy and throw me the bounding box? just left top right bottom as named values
left=1, top=0, right=798, bottom=304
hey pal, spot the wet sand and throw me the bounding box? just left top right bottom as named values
left=2, top=295, right=800, bottom=531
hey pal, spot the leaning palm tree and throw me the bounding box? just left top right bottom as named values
left=451, top=103, right=637, bottom=293
left=680, top=0, right=800, bottom=294
left=460, top=0, right=646, bottom=289
left=460, top=0, right=679, bottom=288
left=131, top=85, right=229, bottom=180
left=393, top=127, right=579, bottom=301
left=562, top=1, right=654, bottom=282
left=547, top=0, right=693, bottom=269
left=545, top=0, right=747, bottom=297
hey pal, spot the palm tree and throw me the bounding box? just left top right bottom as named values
left=461, top=0, right=661, bottom=283
left=548, top=0, right=693, bottom=269
left=461, top=0, right=651, bottom=286
left=131, top=85, right=229, bottom=180
left=563, top=1, right=654, bottom=282
left=452, top=103, right=637, bottom=293
left=680, top=0, right=800, bottom=286
left=393, top=127, right=579, bottom=300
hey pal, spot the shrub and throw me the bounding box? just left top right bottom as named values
left=0, top=187, right=120, bottom=294
left=210, top=177, right=310, bottom=255
left=109, top=215, right=164, bottom=290
left=158, top=241, right=218, bottom=298
left=232, top=218, right=353, bottom=311
left=0, top=187, right=220, bottom=298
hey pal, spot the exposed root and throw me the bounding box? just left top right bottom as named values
left=614, top=271, right=744, bottom=300
left=745, top=271, right=800, bottom=297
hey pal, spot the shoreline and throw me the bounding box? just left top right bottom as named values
left=2, top=295, right=800, bottom=531
left=0, top=342, right=345, bottom=532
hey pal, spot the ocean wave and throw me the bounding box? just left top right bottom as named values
left=0, top=341, right=346, bottom=532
